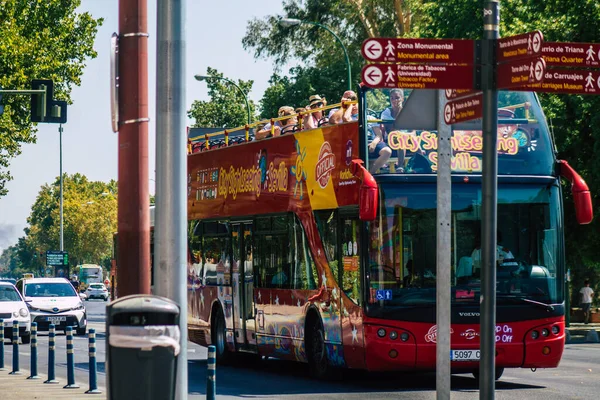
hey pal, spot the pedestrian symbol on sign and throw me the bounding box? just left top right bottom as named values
left=386, top=40, right=395, bottom=57
left=385, top=66, right=395, bottom=83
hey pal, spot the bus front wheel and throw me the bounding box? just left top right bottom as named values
left=472, top=367, right=504, bottom=381
left=307, top=319, right=335, bottom=379
left=212, top=308, right=231, bottom=364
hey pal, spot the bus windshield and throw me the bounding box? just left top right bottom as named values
left=366, top=182, right=562, bottom=317
left=365, top=89, right=555, bottom=176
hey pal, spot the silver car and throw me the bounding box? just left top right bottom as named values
left=86, top=283, right=109, bottom=301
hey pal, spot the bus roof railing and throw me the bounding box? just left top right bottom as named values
left=187, top=100, right=358, bottom=154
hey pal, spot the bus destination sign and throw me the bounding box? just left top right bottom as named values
left=361, top=63, right=474, bottom=90
left=497, top=31, right=543, bottom=63
left=444, top=93, right=483, bottom=125
left=361, top=38, right=475, bottom=64
left=46, top=250, right=69, bottom=267
left=497, top=57, right=546, bottom=89
left=542, top=42, right=600, bottom=68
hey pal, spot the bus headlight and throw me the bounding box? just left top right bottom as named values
left=377, top=328, right=387, bottom=338
left=531, top=330, right=539, bottom=340
left=551, top=325, right=560, bottom=335
left=541, top=328, right=550, bottom=337
left=389, top=331, right=398, bottom=340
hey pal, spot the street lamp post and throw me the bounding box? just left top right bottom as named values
left=194, top=75, right=251, bottom=126
left=59, top=124, right=64, bottom=252
left=279, top=18, right=352, bottom=91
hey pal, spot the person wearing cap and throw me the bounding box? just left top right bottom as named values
left=255, top=106, right=295, bottom=139
left=328, top=90, right=358, bottom=124
left=304, top=94, right=327, bottom=130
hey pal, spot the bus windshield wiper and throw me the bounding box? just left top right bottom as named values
left=519, top=297, right=554, bottom=312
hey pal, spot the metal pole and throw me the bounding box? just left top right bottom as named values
left=0, top=319, right=4, bottom=371
left=305, top=21, right=352, bottom=91
left=436, top=90, right=451, bottom=399
left=480, top=1, right=499, bottom=398
left=28, top=322, right=39, bottom=379
left=117, top=0, right=151, bottom=296
left=207, top=345, right=216, bottom=400
left=155, top=1, right=188, bottom=399
left=59, top=124, right=64, bottom=252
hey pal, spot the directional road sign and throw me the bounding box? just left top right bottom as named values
left=497, top=31, right=543, bottom=63
left=497, top=56, right=546, bottom=89
left=361, top=38, right=475, bottom=64
left=46, top=250, right=69, bottom=267
left=445, top=89, right=481, bottom=101
left=542, top=42, right=600, bottom=68
left=361, top=63, right=474, bottom=90
left=444, top=93, right=483, bottom=125
left=514, top=68, right=600, bottom=95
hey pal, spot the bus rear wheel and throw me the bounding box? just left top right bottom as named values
left=472, top=367, right=504, bottom=381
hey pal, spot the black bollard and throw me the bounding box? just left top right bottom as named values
left=0, top=318, right=5, bottom=371
left=64, top=326, right=80, bottom=388
left=9, top=320, right=20, bottom=375
left=207, top=345, right=216, bottom=400
left=44, top=324, right=59, bottom=384
left=27, top=322, right=40, bottom=379
left=85, top=328, right=101, bottom=394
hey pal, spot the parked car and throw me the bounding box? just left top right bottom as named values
left=0, top=281, right=31, bottom=343
left=86, top=283, right=109, bottom=301
left=0, top=278, right=17, bottom=286
left=15, top=277, right=87, bottom=335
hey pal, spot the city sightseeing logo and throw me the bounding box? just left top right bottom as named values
left=424, top=325, right=454, bottom=343
left=460, top=329, right=480, bottom=340
left=315, top=141, right=336, bottom=189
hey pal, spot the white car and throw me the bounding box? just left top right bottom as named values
left=86, top=283, right=109, bottom=301
left=0, top=281, right=31, bottom=343
left=16, top=277, right=87, bottom=336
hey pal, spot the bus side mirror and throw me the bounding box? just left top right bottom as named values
left=351, top=160, right=378, bottom=221
left=557, top=160, right=593, bottom=224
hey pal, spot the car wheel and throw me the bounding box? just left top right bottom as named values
left=104, top=296, right=108, bottom=302
left=76, top=326, right=87, bottom=336
left=21, top=332, right=31, bottom=344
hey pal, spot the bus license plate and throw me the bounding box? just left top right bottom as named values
left=451, top=350, right=480, bottom=361
left=47, top=316, right=66, bottom=323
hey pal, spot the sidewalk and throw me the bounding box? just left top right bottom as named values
left=566, top=322, right=600, bottom=343
left=0, top=367, right=105, bottom=399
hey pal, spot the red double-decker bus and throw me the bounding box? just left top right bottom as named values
left=185, top=87, right=592, bottom=380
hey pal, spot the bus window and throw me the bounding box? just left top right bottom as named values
left=292, top=217, right=317, bottom=290
left=315, top=210, right=339, bottom=282
left=341, top=217, right=361, bottom=305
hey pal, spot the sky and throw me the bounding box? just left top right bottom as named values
left=0, top=0, right=288, bottom=252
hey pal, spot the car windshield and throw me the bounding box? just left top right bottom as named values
left=0, top=286, right=21, bottom=302
left=25, top=282, right=77, bottom=297
left=90, top=284, right=104, bottom=289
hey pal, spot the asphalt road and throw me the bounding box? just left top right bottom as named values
left=3, top=301, right=599, bottom=399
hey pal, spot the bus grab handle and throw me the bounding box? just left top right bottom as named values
left=557, top=160, right=593, bottom=224
left=351, top=160, right=378, bottom=221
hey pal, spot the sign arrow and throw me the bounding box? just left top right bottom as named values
left=362, top=39, right=382, bottom=60
left=362, top=65, right=383, bottom=87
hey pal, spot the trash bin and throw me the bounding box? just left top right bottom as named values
left=106, top=294, right=180, bottom=400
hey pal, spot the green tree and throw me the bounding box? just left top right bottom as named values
left=0, top=0, right=102, bottom=197
left=25, top=174, right=117, bottom=269
left=188, top=67, right=257, bottom=128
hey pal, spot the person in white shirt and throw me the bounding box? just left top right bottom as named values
left=580, top=279, right=595, bottom=324
left=471, top=230, right=516, bottom=278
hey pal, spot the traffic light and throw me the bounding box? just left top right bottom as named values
left=30, top=79, right=68, bottom=124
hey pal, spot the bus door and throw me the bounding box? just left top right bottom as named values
left=231, top=222, right=257, bottom=349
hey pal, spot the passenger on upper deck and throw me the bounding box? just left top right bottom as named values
left=255, top=106, right=296, bottom=140
left=381, top=89, right=404, bottom=121
left=328, top=90, right=358, bottom=124
left=303, top=94, right=327, bottom=130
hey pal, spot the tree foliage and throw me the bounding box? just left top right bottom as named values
left=245, top=0, right=600, bottom=297
left=0, top=174, right=117, bottom=277
left=0, top=0, right=102, bottom=197
left=188, top=67, right=257, bottom=128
